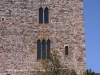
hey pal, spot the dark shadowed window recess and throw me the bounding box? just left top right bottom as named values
left=39, top=7, right=43, bottom=23
left=65, top=46, right=68, bottom=55
left=37, top=39, right=50, bottom=60
left=42, top=39, right=46, bottom=59
left=2, top=18, right=4, bottom=21
left=47, top=39, right=50, bottom=59
left=37, top=39, right=41, bottom=59
left=44, top=7, right=49, bottom=23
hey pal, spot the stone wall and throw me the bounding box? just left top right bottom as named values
left=0, top=0, right=86, bottom=75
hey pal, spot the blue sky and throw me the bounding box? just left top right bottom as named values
left=83, top=0, right=100, bottom=73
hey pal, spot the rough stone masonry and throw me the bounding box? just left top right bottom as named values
left=0, top=0, right=86, bottom=75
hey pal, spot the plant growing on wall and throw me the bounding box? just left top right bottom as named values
left=37, top=51, right=95, bottom=75
left=38, top=51, right=78, bottom=75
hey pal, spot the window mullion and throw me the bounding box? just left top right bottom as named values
left=43, top=9, right=44, bottom=24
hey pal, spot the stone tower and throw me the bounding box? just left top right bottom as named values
left=0, top=0, right=86, bottom=75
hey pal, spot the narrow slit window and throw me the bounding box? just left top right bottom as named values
left=44, top=7, right=49, bottom=23
left=65, top=46, right=68, bottom=55
left=42, top=39, right=46, bottom=59
left=37, top=39, right=41, bottom=59
left=47, top=39, right=50, bottom=59
left=39, top=7, right=43, bottom=23
left=2, top=18, right=5, bottom=21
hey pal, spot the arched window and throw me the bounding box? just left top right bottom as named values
left=65, top=46, right=68, bottom=55
left=37, top=39, right=50, bottom=60
left=37, top=39, right=41, bottom=59
left=39, top=7, right=43, bottom=23
left=44, top=7, right=49, bottom=23
left=47, top=39, right=50, bottom=58
left=42, top=39, right=46, bottom=59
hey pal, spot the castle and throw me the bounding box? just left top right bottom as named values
left=0, top=0, right=86, bottom=75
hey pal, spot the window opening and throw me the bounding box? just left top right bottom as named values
left=39, top=7, right=43, bottom=23
left=37, top=39, right=41, bottom=59
left=44, top=7, right=49, bottom=23
left=39, top=7, right=49, bottom=24
left=37, top=39, right=50, bottom=60
left=2, top=18, right=5, bottom=21
left=42, top=39, right=46, bottom=59
left=65, top=46, right=68, bottom=55
left=47, top=39, right=50, bottom=58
